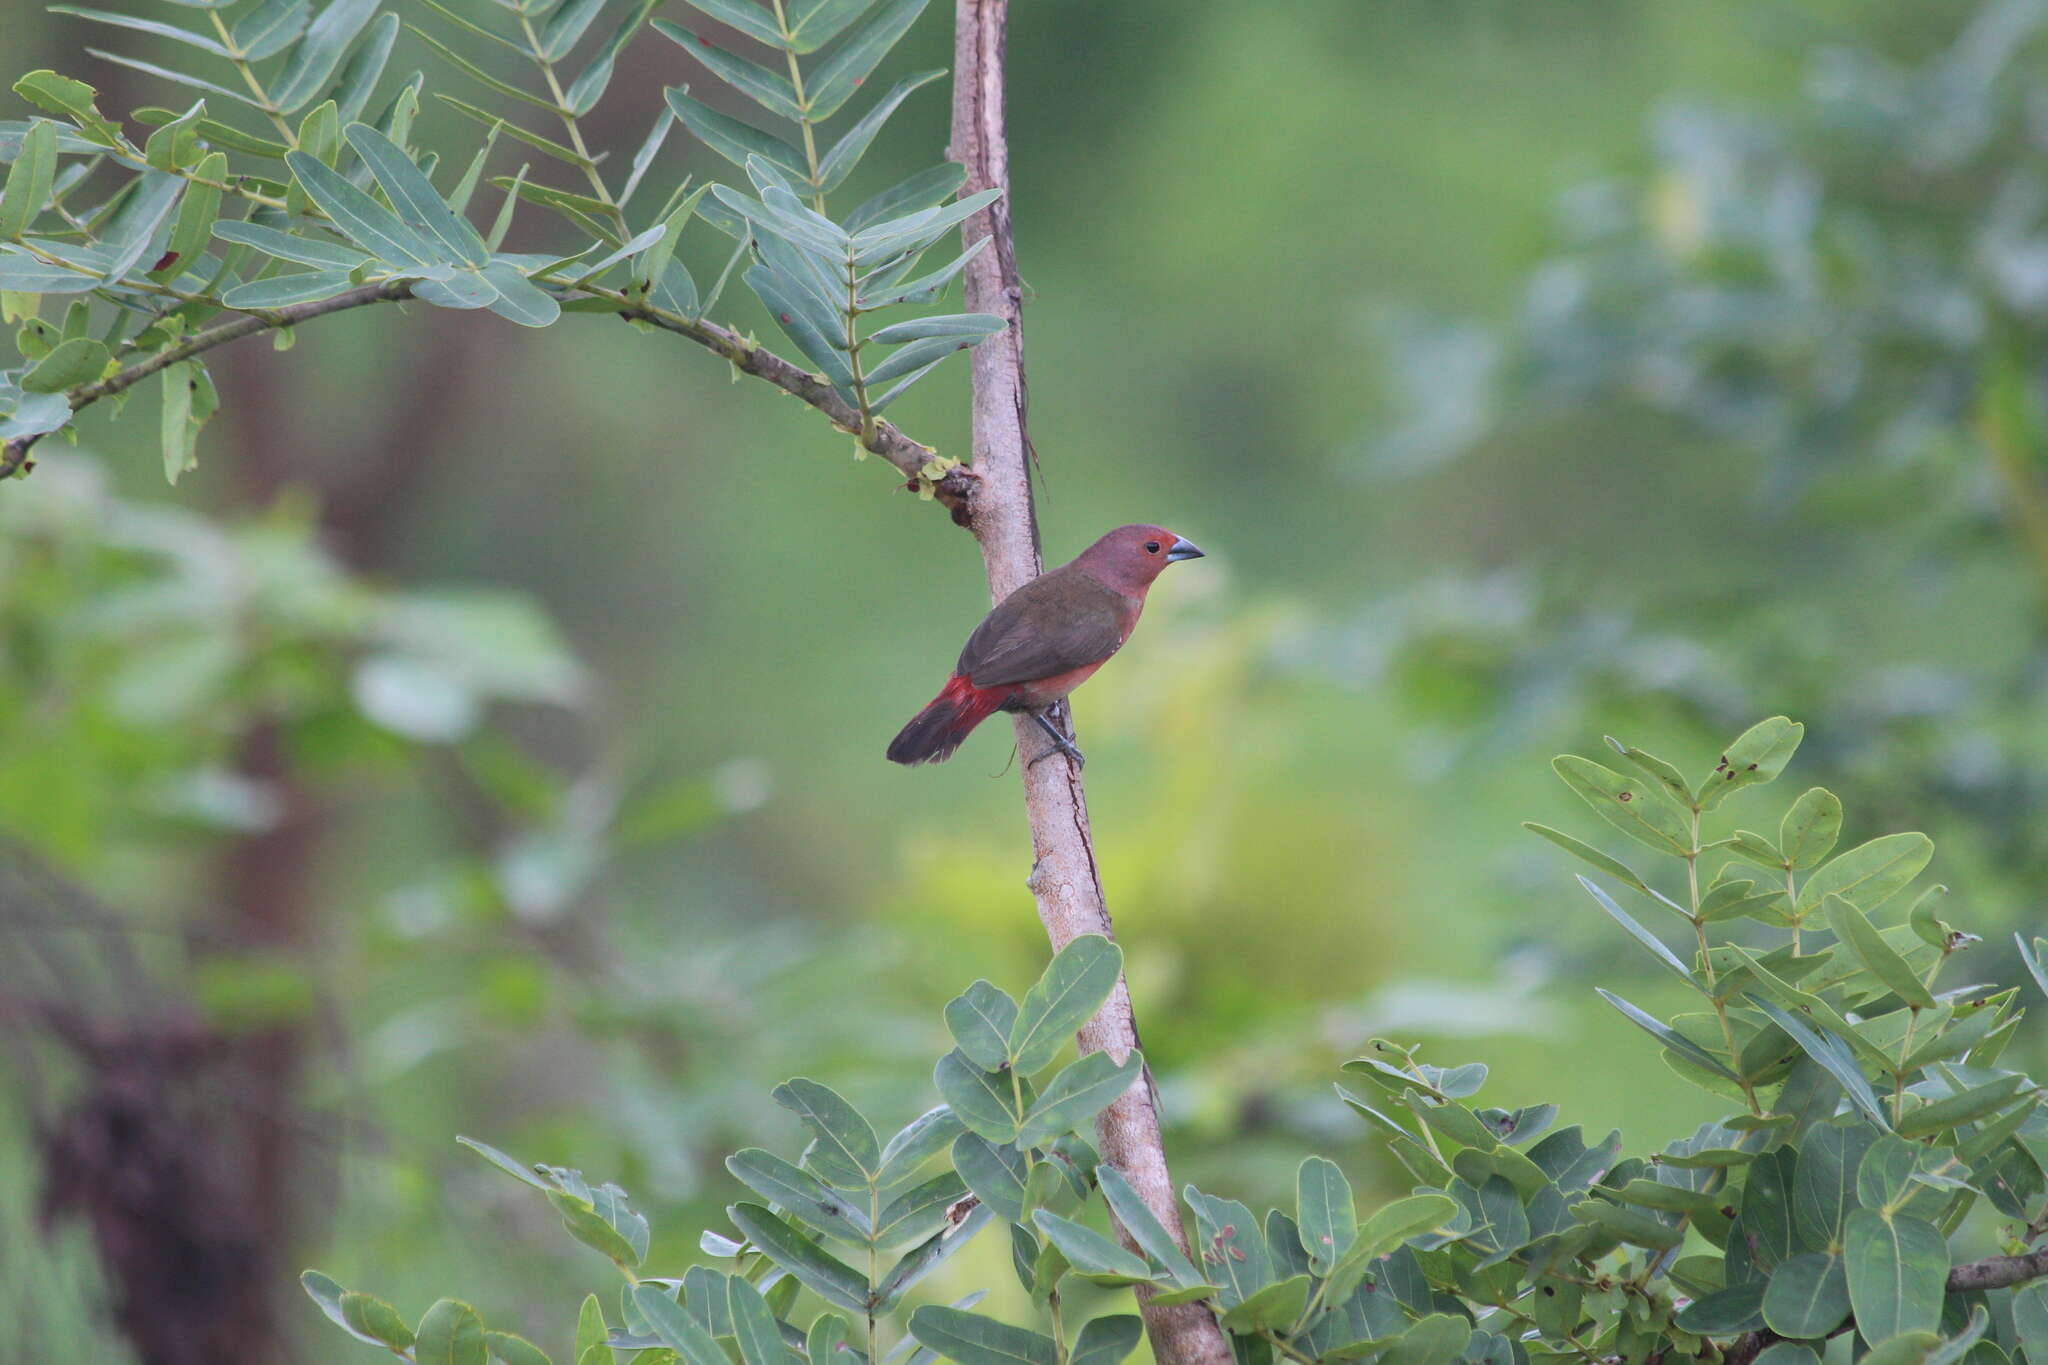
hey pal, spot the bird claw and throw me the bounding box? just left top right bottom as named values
left=1029, top=740, right=1085, bottom=771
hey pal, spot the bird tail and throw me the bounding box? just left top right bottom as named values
left=888, top=674, right=1008, bottom=765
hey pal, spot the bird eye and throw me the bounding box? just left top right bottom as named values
left=1144, top=541, right=1160, bottom=554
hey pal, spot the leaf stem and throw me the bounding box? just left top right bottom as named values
left=206, top=9, right=302, bottom=148
left=767, top=0, right=827, bottom=213
left=515, top=12, right=633, bottom=241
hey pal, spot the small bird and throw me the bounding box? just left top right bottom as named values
left=887, top=524, right=1206, bottom=768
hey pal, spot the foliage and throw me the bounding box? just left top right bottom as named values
left=308, top=719, right=2048, bottom=1365
left=0, top=0, right=999, bottom=477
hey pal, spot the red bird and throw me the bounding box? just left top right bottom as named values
left=887, top=524, right=1206, bottom=768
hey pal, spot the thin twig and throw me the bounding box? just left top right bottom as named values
left=947, top=5, right=1232, bottom=1365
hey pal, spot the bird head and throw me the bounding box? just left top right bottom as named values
left=1078, top=524, right=1206, bottom=591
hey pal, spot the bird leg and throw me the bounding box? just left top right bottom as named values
left=1026, top=707, right=1085, bottom=769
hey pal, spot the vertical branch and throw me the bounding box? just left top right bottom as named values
left=946, top=8, right=1232, bottom=1365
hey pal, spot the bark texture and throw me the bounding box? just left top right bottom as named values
left=947, top=7, right=1234, bottom=1365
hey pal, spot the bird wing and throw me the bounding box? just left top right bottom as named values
left=957, top=569, right=1129, bottom=687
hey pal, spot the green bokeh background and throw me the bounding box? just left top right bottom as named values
left=4, top=2, right=2037, bottom=1361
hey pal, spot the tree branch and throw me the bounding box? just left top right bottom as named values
left=1, top=280, right=979, bottom=516
left=1722, top=1247, right=2048, bottom=1365
left=947, top=7, right=1233, bottom=1365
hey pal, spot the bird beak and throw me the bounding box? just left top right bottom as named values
left=1166, top=536, right=1205, bottom=563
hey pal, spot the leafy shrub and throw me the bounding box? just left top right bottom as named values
left=306, top=718, right=2048, bottom=1365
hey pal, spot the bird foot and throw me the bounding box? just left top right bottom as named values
left=1028, top=738, right=1085, bottom=770
left=1026, top=709, right=1086, bottom=769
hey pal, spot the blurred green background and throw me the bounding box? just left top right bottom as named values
left=6, top=1, right=2048, bottom=1362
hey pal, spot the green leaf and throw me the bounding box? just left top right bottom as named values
left=564, top=0, right=652, bottom=114
left=944, top=980, right=1018, bottom=1072
left=414, top=1300, right=489, bottom=1365
left=807, top=1314, right=851, bottom=1365
left=1578, top=876, right=1699, bottom=986
left=1762, top=1252, right=1851, bottom=1339
left=671, top=0, right=786, bottom=47
left=630, top=1284, right=729, bottom=1365
left=1569, top=1198, right=1685, bottom=1248
left=1791, top=1119, right=1876, bottom=1249
left=1749, top=995, right=1888, bottom=1125
left=286, top=148, right=442, bottom=264
left=49, top=8, right=228, bottom=57
left=232, top=0, right=311, bottom=60
left=547, top=1188, right=642, bottom=1267
left=305, top=1272, right=410, bottom=1350
left=868, top=313, right=1005, bottom=346
left=1604, top=735, right=1693, bottom=808
left=874, top=1203, right=993, bottom=1310
left=456, top=1135, right=552, bottom=1190
left=340, top=1292, right=416, bottom=1350
left=1029, top=1210, right=1152, bottom=1283
left=21, top=336, right=107, bottom=393
left=664, top=88, right=810, bottom=181
left=1752, top=1347, right=1822, bottom=1365
left=845, top=161, right=964, bottom=232
left=935, top=1052, right=1022, bottom=1144
left=476, top=260, right=561, bottom=327
left=1821, top=894, right=1936, bottom=1009
left=804, top=0, right=930, bottom=119
left=1184, top=1186, right=1272, bottom=1307
left=151, top=150, right=224, bottom=282
left=2008, top=934, right=2048, bottom=1013
left=772, top=1077, right=879, bottom=1186
left=213, top=220, right=370, bottom=268
left=785, top=0, right=878, bottom=51
left=1596, top=987, right=1740, bottom=1081
left=1009, top=935, right=1123, bottom=1075
left=1016, top=1050, right=1143, bottom=1147
left=1294, top=1156, right=1355, bottom=1276
left=750, top=264, right=857, bottom=396
left=1068, top=1317, right=1141, bottom=1365
left=1220, top=1275, right=1313, bottom=1333
left=817, top=70, right=944, bottom=193
left=1552, top=755, right=1691, bottom=855
left=0, top=120, right=57, bottom=241
left=657, top=23, right=803, bottom=121
left=12, top=72, right=124, bottom=146
left=726, top=1148, right=869, bottom=1242
left=727, top=1202, right=870, bottom=1313
left=1844, top=1209, right=1946, bottom=1342
left=539, top=0, right=610, bottom=60
left=331, top=11, right=399, bottom=122
left=1522, top=821, right=1656, bottom=898
left=1698, top=716, right=1803, bottom=812
left=1382, top=1315, right=1473, bottom=1365
left=272, top=0, right=382, bottom=113
left=875, top=1171, right=968, bottom=1250
left=2013, top=1284, right=2048, bottom=1363
left=160, top=359, right=197, bottom=484
left=575, top=1296, right=606, bottom=1363
left=1859, top=1334, right=1942, bottom=1365
left=1095, top=1165, right=1200, bottom=1287
left=909, top=1306, right=1057, bottom=1365
left=850, top=188, right=1001, bottom=260
left=1781, top=788, right=1843, bottom=870
left=726, top=1275, right=796, bottom=1365
left=1798, top=834, right=1935, bottom=918
left=878, top=1106, right=964, bottom=1187
left=415, top=27, right=560, bottom=113
left=1895, top=1074, right=2033, bottom=1140
left=345, top=121, right=489, bottom=264
left=857, top=236, right=985, bottom=309
left=486, top=1332, right=552, bottom=1365
left=1674, top=1284, right=1767, bottom=1334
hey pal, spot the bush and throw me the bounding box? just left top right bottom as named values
left=306, top=718, right=2048, bottom=1365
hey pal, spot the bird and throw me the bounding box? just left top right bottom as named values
left=887, top=524, right=1206, bottom=768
